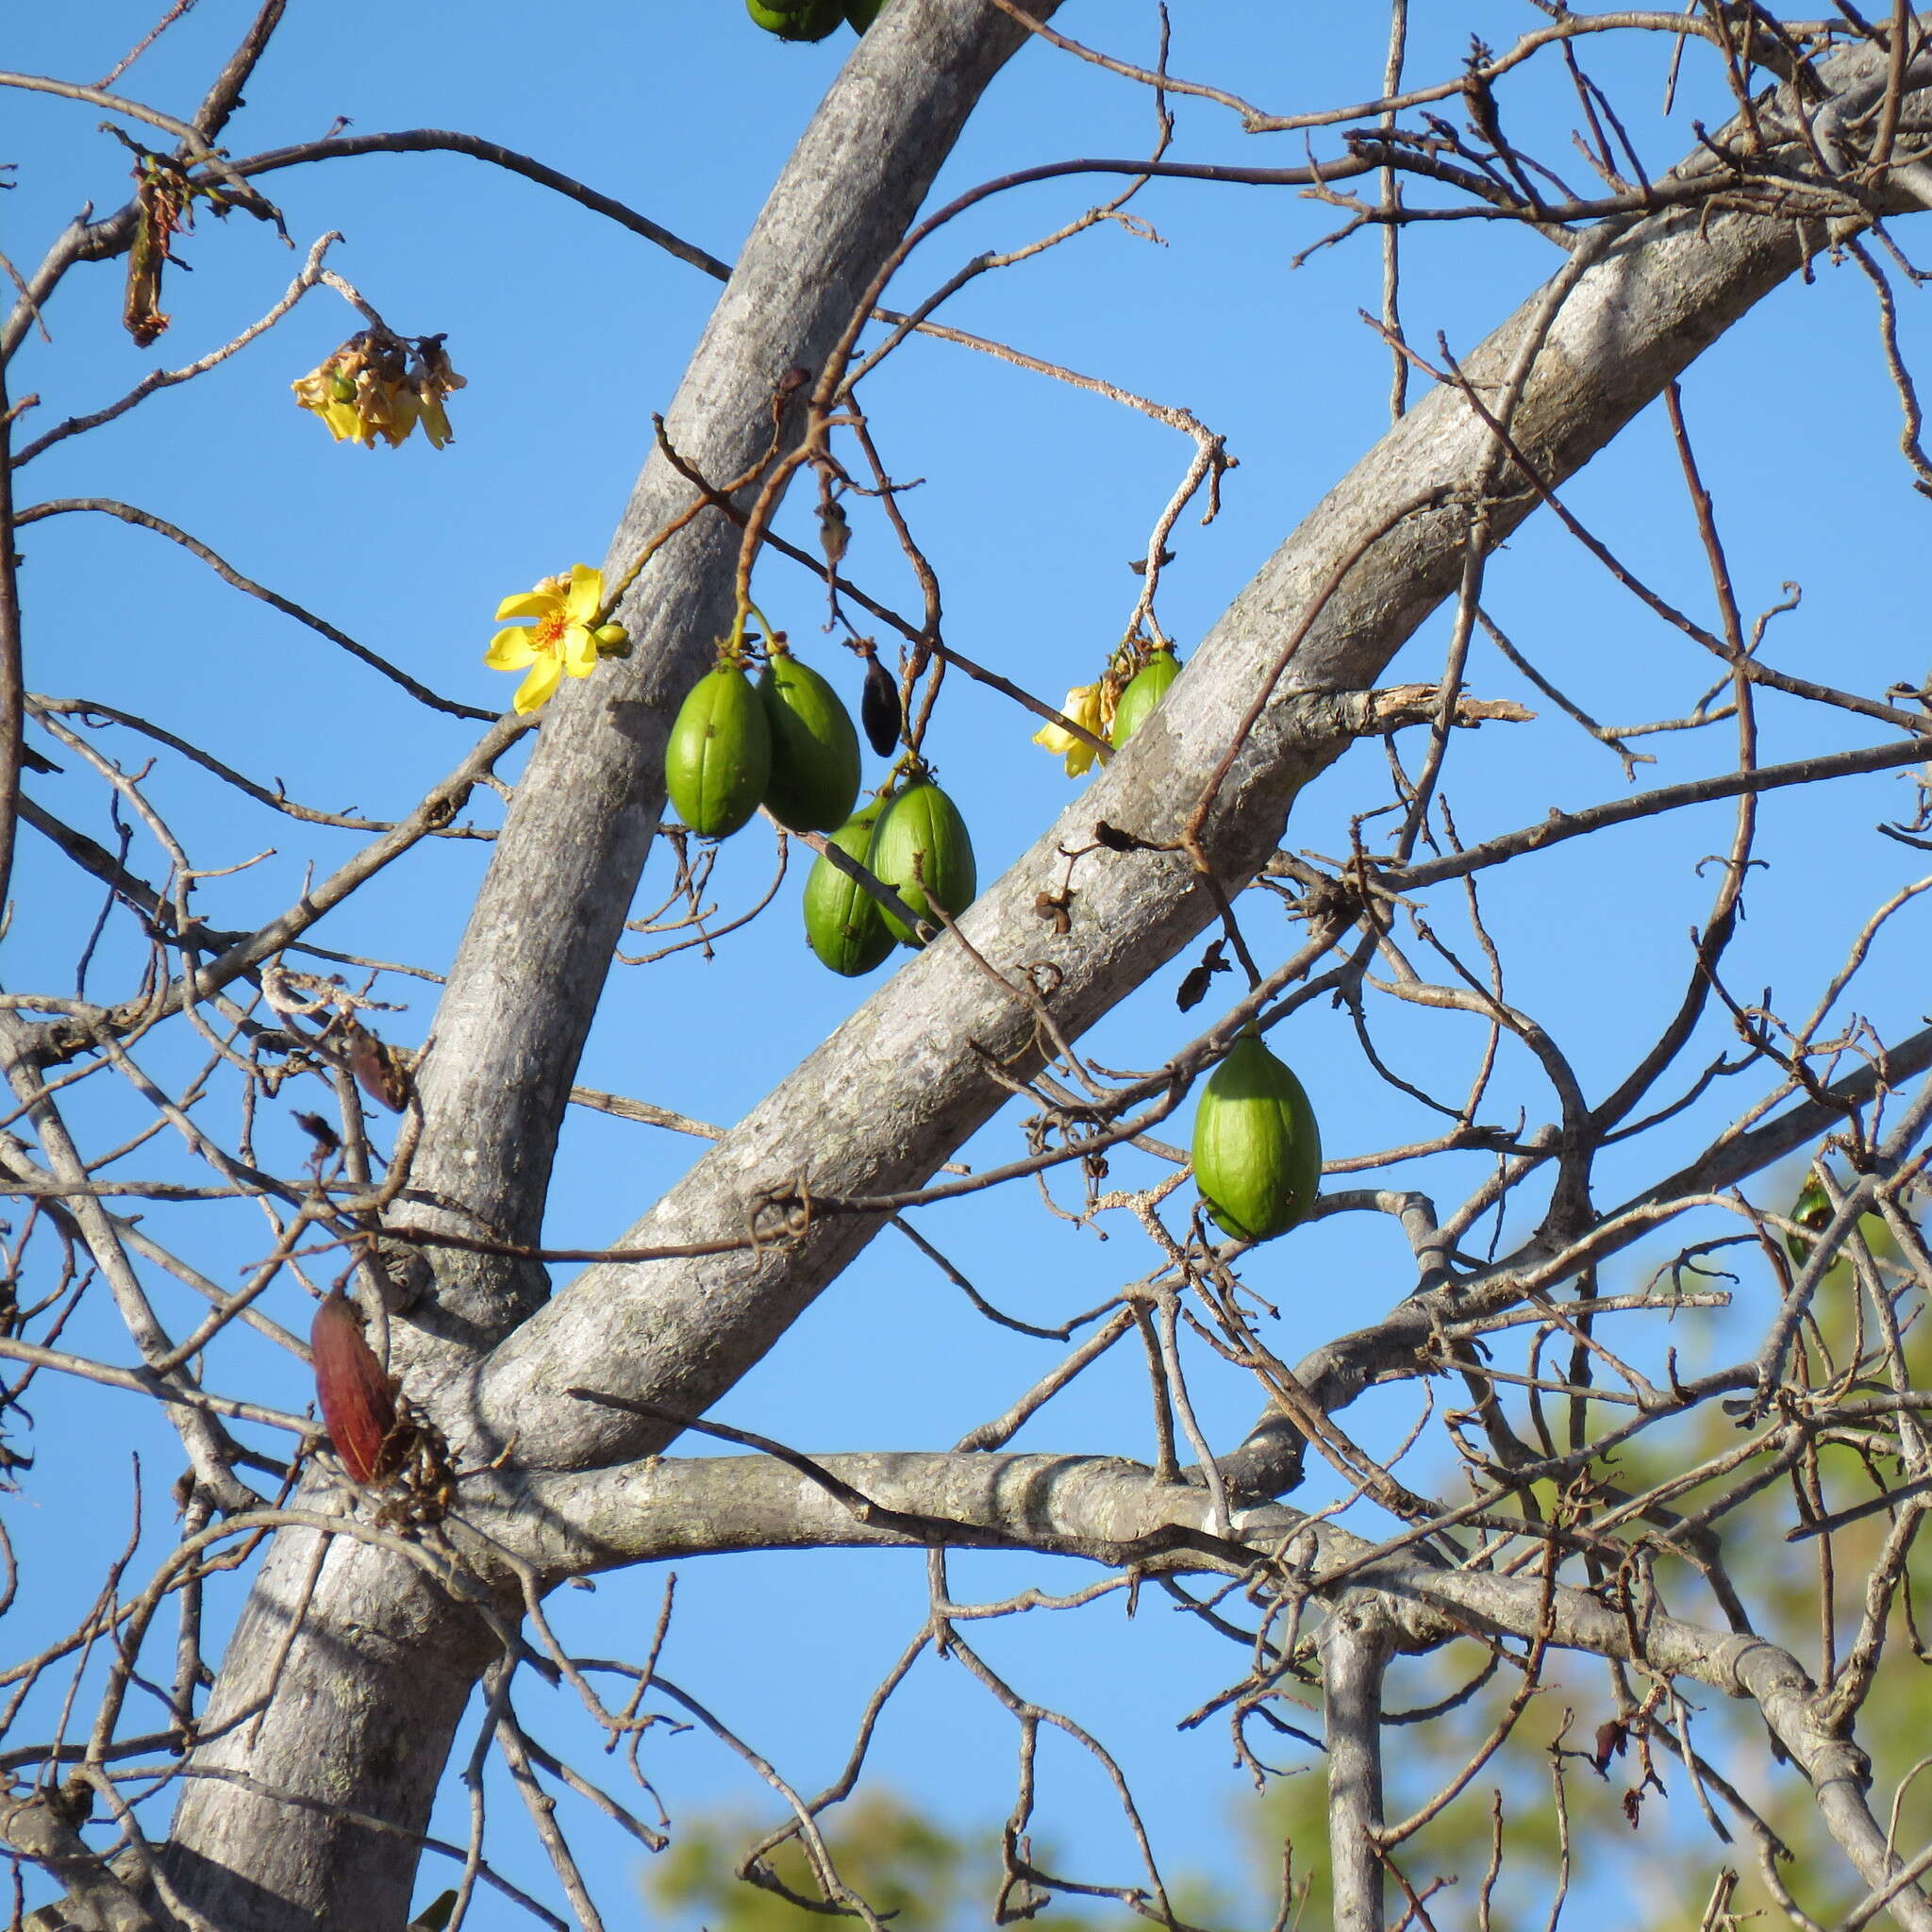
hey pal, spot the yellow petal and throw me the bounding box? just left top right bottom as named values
left=417, top=395, right=454, bottom=449
left=1033, top=686, right=1106, bottom=777
left=514, top=654, right=565, bottom=714
left=560, top=625, right=599, bottom=676
left=563, top=564, right=604, bottom=626
left=485, top=626, right=539, bottom=670
left=495, top=591, right=561, bottom=623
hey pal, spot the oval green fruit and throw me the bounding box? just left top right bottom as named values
left=1786, top=1172, right=1831, bottom=1264
left=869, top=780, right=977, bottom=947
left=1110, top=649, right=1181, bottom=748
left=1191, top=1030, right=1321, bottom=1242
left=664, top=665, right=772, bottom=838
left=803, top=801, right=894, bottom=977
left=758, top=654, right=861, bottom=834
left=745, top=0, right=841, bottom=40
left=844, top=0, right=885, bottom=25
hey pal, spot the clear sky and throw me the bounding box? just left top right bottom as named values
left=6, top=4, right=1932, bottom=1925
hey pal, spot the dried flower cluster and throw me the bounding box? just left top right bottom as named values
left=291, top=328, right=466, bottom=448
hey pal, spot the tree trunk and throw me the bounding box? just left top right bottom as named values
left=162, top=7, right=1058, bottom=1926
left=1323, top=1600, right=1394, bottom=1932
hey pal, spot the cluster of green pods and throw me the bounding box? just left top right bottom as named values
left=664, top=648, right=861, bottom=841
left=803, top=776, right=976, bottom=976
left=745, top=0, right=882, bottom=42
left=661, top=645, right=976, bottom=978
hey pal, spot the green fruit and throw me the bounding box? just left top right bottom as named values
left=758, top=654, right=861, bottom=834
left=746, top=0, right=841, bottom=40
left=1787, top=1173, right=1832, bottom=1264
left=1191, top=1030, right=1321, bottom=1242
left=1110, top=649, right=1181, bottom=747
left=869, top=779, right=976, bottom=946
left=664, top=665, right=771, bottom=838
left=844, top=0, right=885, bottom=25
left=804, top=801, right=894, bottom=977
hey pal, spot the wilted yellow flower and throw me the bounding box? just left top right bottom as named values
left=412, top=336, right=466, bottom=449
left=290, top=362, right=362, bottom=442
left=292, top=330, right=464, bottom=450
left=486, top=565, right=606, bottom=714
left=1032, top=683, right=1108, bottom=777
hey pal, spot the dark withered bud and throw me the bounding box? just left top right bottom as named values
left=1176, top=938, right=1230, bottom=1012
left=1033, top=891, right=1073, bottom=936
left=291, top=1111, right=341, bottom=1156
left=311, top=1291, right=397, bottom=1485
left=820, top=499, right=851, bottom=567
left=860, top=656, right=902, bottom=758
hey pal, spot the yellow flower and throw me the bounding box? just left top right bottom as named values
left=485, top=565, right=606, bottom=713
left=1032, top=683, right=1107, bottom=777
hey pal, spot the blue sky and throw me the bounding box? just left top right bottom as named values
left=6, top=3, right=1932, bottom=1924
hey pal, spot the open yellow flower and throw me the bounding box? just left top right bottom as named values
left=1032, top=683, right=1108, bottom=777
left=486, top=565, right=606, bottom=713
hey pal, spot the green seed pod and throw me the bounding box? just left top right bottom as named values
left=1787, top=1172, right=1832, bottom=1264
left=758, top=653, right=861, bottom=834
left=328, top=372, right=358, bottom=404
left=844, top=0, right=885, bottom=25
left=1110, top=648, right=1181, bottom=748
left=1191, top=1029, right=1322, bottom=1243
left=664, top=665, right=772, bottom=838
left=869, top=779, right=977, bottom=947
left=804, top=800, right=894, bottom=977
left=745, top=0, right=841, bottom=39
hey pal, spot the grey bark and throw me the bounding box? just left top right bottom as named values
left=159, top=22, right=1930, bottom=1932
left=1321, top=1600, right=1395, bottom=1932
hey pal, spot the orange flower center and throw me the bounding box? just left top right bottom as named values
left=532, top=613, right=569, bottom=655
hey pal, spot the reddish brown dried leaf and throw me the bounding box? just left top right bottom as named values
left=341, top=1020, right=413, bottom=1113
left=311, top=1292, right=396, bottom=1485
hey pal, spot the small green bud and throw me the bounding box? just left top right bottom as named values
left=593, top=622, right=631, bottom=658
